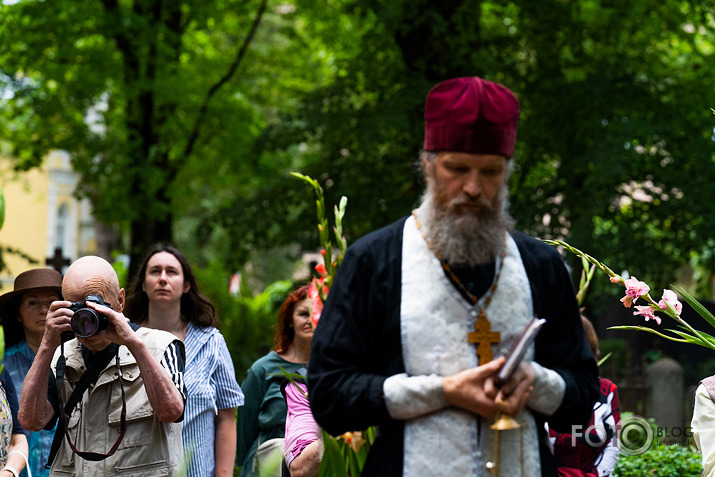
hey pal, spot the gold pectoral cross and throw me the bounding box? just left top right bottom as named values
left=468, top=310, right=501, bottom=363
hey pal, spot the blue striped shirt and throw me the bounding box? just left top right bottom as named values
left=182, top=323, right=244, bottom=476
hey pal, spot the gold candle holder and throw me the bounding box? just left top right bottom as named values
left=486, top=412, right=524, bottom=476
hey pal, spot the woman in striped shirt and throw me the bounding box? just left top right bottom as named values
left=125, top=244, right=244, bottom=477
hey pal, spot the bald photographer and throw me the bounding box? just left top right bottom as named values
left=18, top=256, right=186, bottom=476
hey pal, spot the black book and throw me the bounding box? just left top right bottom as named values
left=496, top=316, right=546, bottom=385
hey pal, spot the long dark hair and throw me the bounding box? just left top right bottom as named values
left=273, top=285, right=310, bottom=354
left=125, top=244, right=218, bottom=328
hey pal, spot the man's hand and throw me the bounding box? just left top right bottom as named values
left=442, top=357, right=505, bottom=419
left=42, top=300, right=74, bottom=349
left=495, top=361, right=535, bottom=416
left=84, top=301, right=138, bottom=348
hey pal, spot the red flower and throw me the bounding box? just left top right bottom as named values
left=308, top=279, right=324, bottom=329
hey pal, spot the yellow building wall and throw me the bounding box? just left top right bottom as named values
left=0, top=150, right=96, bottom=294
left=0, top=161, right=50, bottom=293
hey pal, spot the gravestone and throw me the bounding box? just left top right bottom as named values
left=647, top=357, right=684, bottom=442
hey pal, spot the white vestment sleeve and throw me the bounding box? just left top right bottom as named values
left=383, top=373, right=448, bottom=420
left=526, top=362, right=566, bottom=416
left=692, top=383, right=715, bottom=477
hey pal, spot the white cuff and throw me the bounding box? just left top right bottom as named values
left=6, top=449, right=29, bottom=477
left=383, top=373, right=448, bottom=420
left=2, top=466, right=19, bottom=477
left=526, top=361, right=566, bottom=415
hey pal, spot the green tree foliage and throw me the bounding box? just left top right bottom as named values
left=2, top=0, right=715, bottom=313
left=0, top=0, right=335, bottom=276
left=211, top=0, right=715, bottom=312
left=195, top=259, right=294, bottom=383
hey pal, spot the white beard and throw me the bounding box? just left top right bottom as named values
left=417, top=179, right=514, bottom=267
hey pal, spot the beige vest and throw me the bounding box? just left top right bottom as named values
left=49, top=328, right=184, bottom=476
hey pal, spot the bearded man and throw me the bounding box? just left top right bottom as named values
left=307, top=77, right=599, bottom=476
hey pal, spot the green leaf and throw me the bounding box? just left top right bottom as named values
left=667, top=329, right=715, bottom=349
left=672, top=285, right=715, bottom=331
left=597, top=351, right=612, bottom=367
left=270, top=365, right=308, bottom=397
left=354, top=438, right=370, bottom=472
left=290, top=171, right=309, bottom=183
left=347, top=447, right=360, bottom=476
left=607, top=325, right=689, bottom=343
left=318, top=431, right=349, bottom=477
left=690, top=329, right=715, bottom=346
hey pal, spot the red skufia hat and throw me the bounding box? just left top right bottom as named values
left=423, top=77, right=520, bottom=158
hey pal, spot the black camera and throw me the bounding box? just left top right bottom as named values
left=69, top=295, right=112, bottom=338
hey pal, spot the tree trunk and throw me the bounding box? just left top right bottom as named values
left=128, top=213, right=173, bottom=281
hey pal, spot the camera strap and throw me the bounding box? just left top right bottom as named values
left=46, top=326, right=139, bottom=468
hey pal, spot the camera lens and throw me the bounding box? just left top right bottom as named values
left=71, top=308, right=100, bottom=338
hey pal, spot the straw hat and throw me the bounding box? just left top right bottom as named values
left=0, top=268, right=62, bottom=348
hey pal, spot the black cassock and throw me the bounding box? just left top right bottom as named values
left=308, top=216, right=599, bottom=477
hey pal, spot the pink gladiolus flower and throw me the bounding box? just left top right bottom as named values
left=624, top=276, right=650, bottom=298
left=658, top=289, right=682, bottom=316
left=620, top=276, right=650, bottom=308
left=634, top=305, right=661, bottom=325
left=308, top=280, right=324, bottom=328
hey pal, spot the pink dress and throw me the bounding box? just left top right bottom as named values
left=282, top=381, right=321, bottom=467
